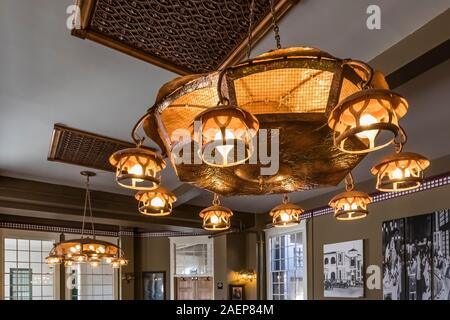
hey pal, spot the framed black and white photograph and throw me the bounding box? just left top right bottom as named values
left=405, top=214, right=432, bottom=300
left=432, top=209, right=450, bottom=300
left=323, top=240, right=364, bottom=298
left=143, top=271, right=166, bottom=300
left=229, top=284, right=245, bottom=300
left=382, top=218, right=406, bottom=300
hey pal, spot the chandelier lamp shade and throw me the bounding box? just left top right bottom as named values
left=270, top=194, right=304, bottom=227
left=109, top=147, right=166, bottom=191
left=328, top=88, right=408, bottom=154
left=135, top=186, right=177, bottom=216
left=329, top=173, right=372, bottom=221
left=46, top=172, right=128, bottom=268
left=199, top=194, right=233, bottom=231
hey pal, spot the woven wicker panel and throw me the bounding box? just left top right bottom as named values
left=233, top=68, right=333, bottom=114
left=339, top=77, right=360, bottom=103
left=48, top=125, right=136, bottom=172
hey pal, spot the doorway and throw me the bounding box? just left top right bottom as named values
left=175, top=277, right=213, bottom=300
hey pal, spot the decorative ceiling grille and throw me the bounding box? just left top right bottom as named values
left=73, top=0, right=299, bottom=74
left=47, top=124, right=136, bottom=172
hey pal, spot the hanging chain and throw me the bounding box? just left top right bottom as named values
left=212, top=193, right=220, bottom=206
left=80, top=175, right=96, bottom=239
left=394, top=125, right=408, bottom=153
left=345, top=173, right=354, bottom=191
left=282, top=193, right=289, bottom=204
left=269, top=0, right=281, bottom=49
left=246, top=0, right=256, bottom=59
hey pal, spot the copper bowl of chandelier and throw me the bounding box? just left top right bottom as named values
left=371, top=152, right=430, bottom=192
left=135, top=187, right=177, bottom=216
left=329, top=191, right=372, bottom=221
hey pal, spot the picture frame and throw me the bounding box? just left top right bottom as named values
left=229, top=284, right=245, bottom=300
left=142, top=271, right=166, bottom=300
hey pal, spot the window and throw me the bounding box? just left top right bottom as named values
left=266, top=222, right=307, bottom=300
left=66, top=262, right=114, bottom=300
left=64, top=235, right=117, bottom=300
left=331, top=257, right=336, bottom=264
left=3, top=238, right=55, bottom=300
left=324, top=258, right=329, bottom=265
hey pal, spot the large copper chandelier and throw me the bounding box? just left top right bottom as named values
left=46, top=172, right=128, bottom=267
left=110, top=0, right=429, bottom=228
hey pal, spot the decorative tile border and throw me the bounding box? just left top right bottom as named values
left=303, top=172, right=450, bottom=219
left=137, top=231, right=205, bottom=238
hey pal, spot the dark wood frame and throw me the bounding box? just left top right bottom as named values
left=142, top=271, right=166, bottom=300
left=229, top=284, right=245, bottom=300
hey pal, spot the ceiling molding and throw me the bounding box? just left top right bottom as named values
left=0, top=175, right=255, bottom=231
left=72, top=0, right=300, bottom=74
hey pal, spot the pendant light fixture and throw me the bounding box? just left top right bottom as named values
left=328, top=87, right=408, bottom=154
left=191, top=71, right=259, bottom=168
left=135, top=186, right=177, bottom=216
left=110, top=114, right=166, bottom=191
left=270, top=194, right=304, bottom=227
left=371, top=128, right=429, bottom=192
left=199, top=193, right=233, bottom=231
left=46, top=172, right=128, bottom=268
left=329, top=173, right=372, bottom=221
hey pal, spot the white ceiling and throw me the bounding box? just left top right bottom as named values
left=0, top=0, right=449, bottom=213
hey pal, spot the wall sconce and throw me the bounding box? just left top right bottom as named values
left=121, top=273, right=135, bottom=283
left=238, top=270, right=256, bottom=282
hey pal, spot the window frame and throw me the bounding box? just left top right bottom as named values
left=265, top=220, right=308, bottom=300
left=0, top=229, right=61, bottom=300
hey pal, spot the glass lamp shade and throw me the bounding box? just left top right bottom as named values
left=270, top=203, right=304, bottom=227
left=329, top=191, right=372, bottom=221
left=46, top=238, right=127, bottom=268
left=135, top=187, right=177, bottom=216
left=192, top=104, right=259, bottom=167
left=371, top=152, right=430, bottom=192
left=199, top=205, right=233, bottom=231
left=328, top=89, right=408, bottom=154
left=109, top=147, right=166, bottom=190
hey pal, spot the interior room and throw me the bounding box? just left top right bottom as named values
left=0, top=0, right=449, bottom=302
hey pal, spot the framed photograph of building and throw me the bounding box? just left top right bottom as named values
left=143, top=271, right=166, bottom=300
left=405, top=214, right=432, bottom=300
left=382, top=218, right=407, bottom=300
left=432, top=209, right=450, bottom=300
left=323, top=240, right=364, bottom=298
left=229, top=284, right=245, bottom=300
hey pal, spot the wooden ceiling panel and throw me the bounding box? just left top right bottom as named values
left=72, top=0, right=299, bottom=74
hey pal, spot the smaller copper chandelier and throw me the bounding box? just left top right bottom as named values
left=135, top=186, right=177, bottom=216
left=238, top=270, right=256, bottom=282
left=109, top=146, right=165, bottom=191
left=199, top=193, right=233, bottom=231
left=328, top=86, right=408, bottom=154
left=329, top=173, right=372, bottom=221
left=270, top=194, right=304, bottom=227
left=46, top=172, right=128, bottom=268
left=190, top=72, right=259, bottom=168
left=371, top=129, right=429, bottom=192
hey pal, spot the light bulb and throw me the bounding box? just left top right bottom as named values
left=404, top=168, right=411, bottom=177
left=105, top=258, right=112, bottom=264
left=65, top=261, right=73, bottom=266
left=90, top=261, right=99, bottom=268
left=75, top=244, right=81, bottom=250
left=355, top=114, right=378, bottom=147
left=97, top=246, right=105, bottom=254
left=392, top=168, right=403, bottom=179
left=214, top=129, right=235, bottom=160
left=210, top=214, right=220, bottom=225
left=70, top=246, right=77, bottom=253
left=119, top=259, right=127, bottom=265
left=88, top=245, right=95, bottom=251
left=150, top=196, right=165, bottom=208
left=280, top=212, right=290, bottom=222
left=351, top=203, right=358, bottom=211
